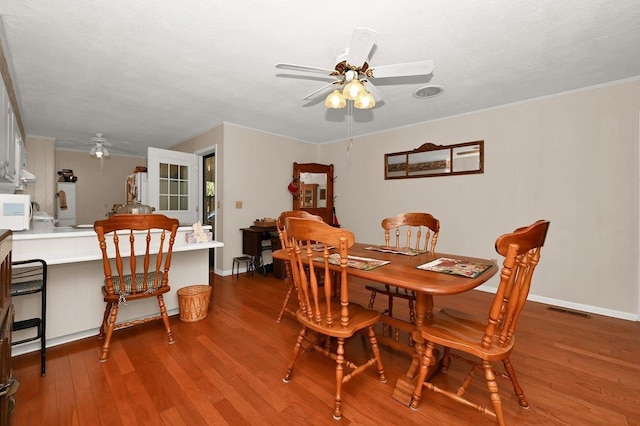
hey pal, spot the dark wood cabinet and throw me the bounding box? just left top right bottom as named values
left=239, top=226, right=286, bottom=279
left=300, top=183, right=319, bottom=208
left=0, top=230, right=17, bottom=425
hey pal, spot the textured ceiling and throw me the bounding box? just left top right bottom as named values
left=1, top=0, right=639, bottom=156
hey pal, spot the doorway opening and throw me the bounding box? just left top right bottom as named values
left=203, top=152, right=216, bottom=267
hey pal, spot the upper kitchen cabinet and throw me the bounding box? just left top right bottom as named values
left=0, top=42, right=33, bottom=193
left=0, top=87, right=27, bottom=193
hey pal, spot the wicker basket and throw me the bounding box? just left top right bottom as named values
left=253, top=220, right=276, bottom=227
left=177, top=285, right=211, bottom=322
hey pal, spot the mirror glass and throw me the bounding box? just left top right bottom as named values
left=385, top=140, right=484, bottom=180
left=407, top=148, right=450, bottom=176
left=452, top=143, right=481, bottom=172
left=299, top=172, right=327, bottom=208
left=292, top=162, right=334, bottom=224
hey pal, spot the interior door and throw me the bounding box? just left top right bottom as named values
left=147, top=147, right=198, bottom=225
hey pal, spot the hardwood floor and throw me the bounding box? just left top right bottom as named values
left=11, top=270, right=640, bottom=425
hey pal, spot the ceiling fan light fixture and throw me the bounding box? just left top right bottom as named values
left=90, top=142, right=110, bottom=159
left=325, top=90, right=346, bottom=109
left=342, top=79, right=366, bottom=100
left=354, top=91, right=375, bottom=109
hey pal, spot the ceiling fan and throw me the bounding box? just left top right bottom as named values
left=275, top=27, right=434, bottom=109
left=88, top=133, right=111, bottom=158
left=55, top=133, right=135, bottom=158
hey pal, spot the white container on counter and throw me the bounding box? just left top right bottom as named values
left=32, top=211, right=55, bottom=232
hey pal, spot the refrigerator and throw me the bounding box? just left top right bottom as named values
left=56, top=182, right=77, bottom=226
left=126, top=172, right=149, bottom=205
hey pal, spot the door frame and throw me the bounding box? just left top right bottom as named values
left=195, top=145, right=218, bottom=269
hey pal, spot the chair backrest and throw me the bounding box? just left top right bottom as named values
left=93, top=214, right=180, bottom=296
left=284, top=217, right=355, bottom=327
left=482, top=220, right=550, bottom=349
left=381, top=212, right=440, bottom=252
left=276, top=210, right=323, bottom=248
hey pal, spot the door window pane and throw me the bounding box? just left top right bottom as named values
left=158, top=161, right=189, bottom=211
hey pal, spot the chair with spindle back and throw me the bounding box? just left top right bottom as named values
left=366, top=213, right=440, bottom=329
left=282, top=217, right=387, bottom=420
left=275, top=210, right=323, bottom=323
left=93, top=214, right=179, bottom=362
left=409, top=220, right=550, bottom=425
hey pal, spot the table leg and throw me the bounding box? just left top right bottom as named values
left=392, top=292, right=438, bottom=406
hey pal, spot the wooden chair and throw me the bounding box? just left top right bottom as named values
left=275, top=210, right=323, bottom=323
left=282, top=217, right=387, bottom=420
left=93, top=214, right=179, bottom=362
left=366, top=213, right=440, bottom=331
left=409, top=220, right=550, bottom=425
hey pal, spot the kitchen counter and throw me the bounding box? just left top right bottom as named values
left=13, top=225, right=221, bottom=264
left=11, top=225, right=223, bottom=356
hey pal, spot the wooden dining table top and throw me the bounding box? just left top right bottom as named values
left=272, top=242, right=499, bottom=296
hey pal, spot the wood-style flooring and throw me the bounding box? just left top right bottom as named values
left=10, top=270, right=640, bottom=425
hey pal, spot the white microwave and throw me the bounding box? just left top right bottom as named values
left=0, top=194, right=31, bottom=231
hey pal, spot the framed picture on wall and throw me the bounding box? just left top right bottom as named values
left=385, top=140, right=484, bottom=180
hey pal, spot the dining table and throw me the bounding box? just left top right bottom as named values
left=272, top=242, right=499, bottom=406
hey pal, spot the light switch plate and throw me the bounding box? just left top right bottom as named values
left=235, top=201, right=242, bottom=209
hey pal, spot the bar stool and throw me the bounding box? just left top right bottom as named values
left=232, top=256, right=254, bottom=278
left=11, top=259, right=47, bottom=376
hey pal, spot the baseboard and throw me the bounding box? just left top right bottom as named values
left=475, top=284, right=638, bottom=321
left=11, top=308, right=181, bottom=357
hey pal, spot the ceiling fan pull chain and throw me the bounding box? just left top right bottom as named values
left=347, top=102, right=353, bottom=155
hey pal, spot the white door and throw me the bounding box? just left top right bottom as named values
left=147, top=147, right=199, bottom=225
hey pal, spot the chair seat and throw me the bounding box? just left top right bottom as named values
left=10, top=279, right=44, bottom=296
left=102, top=271, right=165, bottom=296
left=365, top=283, right=415, bottom=299
left=296, top=301, right=380, bottom=338
left=418, top=308, right=516, bottom=361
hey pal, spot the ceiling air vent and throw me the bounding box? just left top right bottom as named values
left=414, top=85, right=444, bottom=99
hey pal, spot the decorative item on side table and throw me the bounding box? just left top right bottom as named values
left=254, top=217, right=277, bottom=227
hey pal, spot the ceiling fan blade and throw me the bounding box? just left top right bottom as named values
left=302, top=81, right=338, bottom=100
left=276, top=63, right=335, bottom=75
left=368, top=60, right=434, bottom=78
left=362, top=80, right=383, bottom=102
left=346, top=27, right=377, bottom=68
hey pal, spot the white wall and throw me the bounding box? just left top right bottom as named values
left=319, top=78, right=640, bottom=320
left=24, top=136, right=56, bottom=215
left=220, top=125, right=317, bottom=271
left=55, top=150, right=146, bottom=225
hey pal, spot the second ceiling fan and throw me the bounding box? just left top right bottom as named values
left=276, top=27, right=434, bottom=109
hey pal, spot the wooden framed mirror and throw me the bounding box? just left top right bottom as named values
left=385, top=140, right=484, bottom=179
left=292, top=162, right=334, bottom=224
